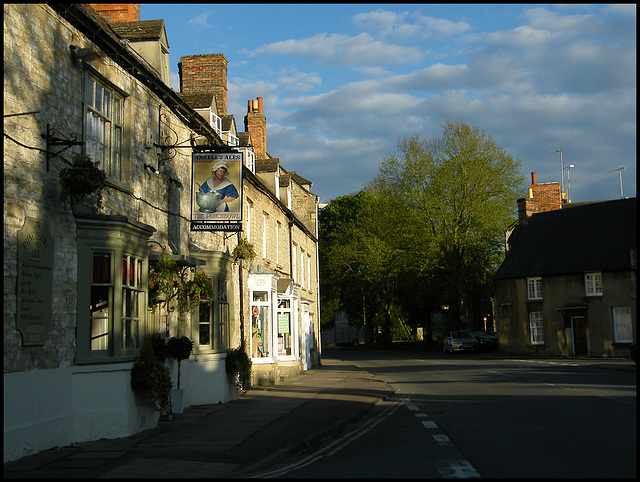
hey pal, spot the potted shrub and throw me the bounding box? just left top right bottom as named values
left=130, top=337, right=172, bottom=417
left=166, top=336, right=194, bottom=413
left=225, top=341, right=252, bottom=393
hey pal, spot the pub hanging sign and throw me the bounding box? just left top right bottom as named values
left=191, top=152, right=243, bottom=231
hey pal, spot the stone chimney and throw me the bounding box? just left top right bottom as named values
left=178, top=54, right=228, bottom=116
left=90, top=4, right=140, bottom=22
left=245, top=97, right=266, bottom=159
left=517, top=172, right=564, bottom=222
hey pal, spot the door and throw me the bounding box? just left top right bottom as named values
left=571, top=317, right=588, bottom=356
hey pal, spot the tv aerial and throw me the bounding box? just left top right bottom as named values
left=607, top=166, right=625, bottom=199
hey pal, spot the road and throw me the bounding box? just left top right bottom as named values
left=256, top=348, right=636, bottom=478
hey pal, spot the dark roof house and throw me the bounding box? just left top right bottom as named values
left=493, top=197, right=636, bottom=358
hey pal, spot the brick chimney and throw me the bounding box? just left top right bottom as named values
left=245, top=97, right=266, bottom=159
left=90, top=4, right=140, bottom=22
left=517, top=172, right=563, bottom=221
left=178, top=54, right=228, bottom=116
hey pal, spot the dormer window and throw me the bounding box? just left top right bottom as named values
left=225, top=132, right=239, bottom=146
left=241, top=148, right=255, bottom=173
left=210, top=110, right=222, bottom=136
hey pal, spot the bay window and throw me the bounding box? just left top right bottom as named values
left=76, top=215, right=154, bottom=363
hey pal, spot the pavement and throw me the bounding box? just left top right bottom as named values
left=4, top=347, right=635, bottom=479
left=3, top=354, right=396, bottom=479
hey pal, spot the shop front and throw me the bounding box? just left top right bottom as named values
left=248, top=274, right=302, bottom=385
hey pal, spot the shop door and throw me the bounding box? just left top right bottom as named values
left=572, top=317, right=588, bottom=356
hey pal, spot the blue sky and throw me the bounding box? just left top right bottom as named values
left=142, top=4, right=636, bottom=205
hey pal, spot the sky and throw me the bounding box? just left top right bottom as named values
left=142, top=4, right=636, bottom=205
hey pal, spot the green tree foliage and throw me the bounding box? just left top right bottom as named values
left=369, top=120, right=525, bottom=331
left=320, top=121, right=525, bottom=343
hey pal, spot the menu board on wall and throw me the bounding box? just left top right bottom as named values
left=17, top=217, right=54, bottom=346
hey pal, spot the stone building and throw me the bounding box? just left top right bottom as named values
left=4, top=3, right=319, bottom=462
left=493, top=173, right=636, bottom=358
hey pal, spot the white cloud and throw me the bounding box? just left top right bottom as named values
left=187, top=12, right=212, bottom=30
left=353, top=9, right=471, bottom=40
left=247, top=33, right=423, bottom=66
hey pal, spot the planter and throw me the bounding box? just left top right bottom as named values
left=171, top=388, right=185, bottom=414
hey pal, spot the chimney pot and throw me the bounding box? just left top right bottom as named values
left=531, top=172, right=537, bottom=185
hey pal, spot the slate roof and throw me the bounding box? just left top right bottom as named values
left=494, top=198, right=636, bottom=280
left=178, top=92, right=215, bottom=110
left=109, top=20, right=168, bottom=45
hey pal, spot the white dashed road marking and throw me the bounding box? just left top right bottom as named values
left=401, top=397, right=480, bottom=478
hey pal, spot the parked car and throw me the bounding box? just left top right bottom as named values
left=443, top=331, right=478, bottom=353
left=470, top=330, right=498, bottom=349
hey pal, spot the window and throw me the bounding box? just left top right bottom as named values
left=276, top=221, right=281, bottom=266
left=307, top=254, right=312, bottom=291
left=262, top=212, right=268, bottom=259
left=85, top=250, right=146, bottom=358
left=277, top=298, right=292, bottom=356
left=225, top=132, right=239, bottom=146
left=216, top=279, right=229, bottom=350
left=90, top=252, right=112, bottom=352
left=76, top=216, right=153, bottom=363
left=292, top=245, right=297, bottom=284
left=613, top=307, right=633, bottom=343
left=529, top=312, right=544, bottom=345
left=210, top=111, right=222, bottom=136
left=121, top=255, right=143, bottom=349
left=300, top=248, right=305, bottom=288
left=251, top=291, right=270, bottom=358
left=197, top=277, right=229, bottom=352
left=84, top=74, right=124, bottom=179
left=585, top=272, right=603, bottom=296
left=246, top=199, right=253, bottom=242
left=240, top=148, right=255, bottom=173
left=527, top=277, right=543, bottom=300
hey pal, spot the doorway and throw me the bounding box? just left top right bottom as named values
left=571, top=317, right=588, bottom=356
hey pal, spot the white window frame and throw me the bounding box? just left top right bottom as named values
left=529, top=312, right=544, bottom=345
left=585, top=272, right=603, bottom=296
left=210, top=110, right=222, bottom=136
left=225, top=132, right=239, bottom=146
left=276, top=221, right=281, bottom=266
left=613, top=307, right=633, bottom=343
left=240, top=147, right=255, bottom=173
left=262, top=212, right=268, bottom=259
left=527, top=277, right=543, bottom=300
left=292, top=244, right=297, bottom=284
left=84, top=73, right=124, bottom=180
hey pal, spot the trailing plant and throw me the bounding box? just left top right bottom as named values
left=183, top=270, right=214, bottom=311
left=148, top=254, right=181, bottom=309
left=59, top=154, right=107, bottom=209
left=225, top=341, right=252, bottom=393
left=166, top=336, right=194, bottom=390
left=130, top=336, right=172, bottom=414
left=232, top=237, right=256, bottom=263
left=148, top=254, right=213, bottom=312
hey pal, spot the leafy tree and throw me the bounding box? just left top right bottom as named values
left=370, top=121, right=525, bottom=330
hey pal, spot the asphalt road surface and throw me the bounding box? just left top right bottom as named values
left=257, top=348, right=636, bottom=478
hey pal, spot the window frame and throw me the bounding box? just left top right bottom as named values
left=585, top=272, right=603, bottom=297
left=613, top=306, right=633, bottom=343
left=529, top=312, right=544, bottom=345
left=83, top=72, right=125, bottom=181
left=75, top=216, right=153, bottom=364
left=527, top=277, right=543, bottom=300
